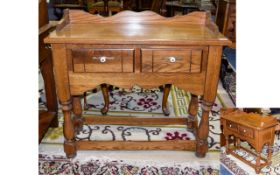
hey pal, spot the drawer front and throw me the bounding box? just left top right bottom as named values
left=238, top=125, right=254, bottom=139
left=226, top=121, right=238, bottom=132
left=72, top=49, right=134, bottom=73
left=141, top=48, right=203, bottom=73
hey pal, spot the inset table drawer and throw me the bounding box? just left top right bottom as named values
left=238, top=125, right=254, bottom=139
left=141, top=48, right=203, bottom=73
left=72, top=49, right=134, bottom=73
left=226, top=121, right=238, bottom=132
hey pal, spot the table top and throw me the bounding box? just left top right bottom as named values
left=221, top=109, right=278, bottom=130
left=45, top=10, right=231, bottom=46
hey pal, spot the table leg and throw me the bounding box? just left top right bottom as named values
left=195, top=100, right=212, bottom=157
left=195, top=46, right=223, bottom=158
left=236, top=137, right=240, bottom=149
left=83, top=92, right=89, bottom=110
left=187, top=94, right=198, bottom=132
left=101, top=83, right=109, bottom=115
left=61, top=100, right=77, bottom=158
left=267, top=138, right=275, bottom=165
left=73, top=96, right=84, bottom=134
left=255, top=150, right=261, bottom=174
left=51, top=44, right=76, bottom=158
left=267, top=144, right=273, bottom=165
left=162, top=84, right=171, bottom=116
left=225, top=134, right=229, bottom=154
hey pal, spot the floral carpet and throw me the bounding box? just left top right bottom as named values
left=39, top=154, right=220, bottom=175
left=40, top=85, right=231, bottom=151
left=39, top=83, right=233, bottom=175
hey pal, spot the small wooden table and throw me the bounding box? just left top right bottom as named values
left=221, top=109, right=277, bottom=174
left=45, top=10, right=230, bottom=159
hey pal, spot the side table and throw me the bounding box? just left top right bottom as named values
left=44, top=9, right=230, bottom=159
left=221, top=109, right=277, bottom=174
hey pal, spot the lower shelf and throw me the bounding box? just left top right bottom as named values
left=76, top=140, right=196, bottom=150
left=227, top=146, right=271, bottom=173
left=84, top=115, right=188, bottom=126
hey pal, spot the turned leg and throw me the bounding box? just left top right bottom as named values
left=187, top=94, right=198, bottom=132
left=267, top=144, right=273, bottom=166
left=255, top=150, right=261, bottom=174
left=225, top=135, right=229, bottom=154
left=61, top=100, right=76, bottom=158
left=72, top=96, right=84, bottom=134
left=83, top=92, right=88, bottom=110
left=195, top=46, right=223, bottom=157
left=162, top=84, right=171, bottom=116
left=267, top=140, right=275, bottom=165
left=51, top=44, right=77, bottom=158
left=236, top=137, right=240, bottom=149
left=101, top=84, right=109, bottom=115
left=195, top=100, right=213, bottom=158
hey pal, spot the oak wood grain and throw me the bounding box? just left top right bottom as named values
left=67, top=10, right=208, bottom=24
left=162, top=84, right=171, bottom=116
left=45, top=10, right=231, bottom=46
left=73, top=96, right=84, bottom=133
left=76, top=140, right=196, bottom=150
left=142, top=48, right=203, bottom=73
left=72, top=49, right=134, bottom=73
left=68, top=72, right=206, bottom=95
left=84, top=116, right=187, bottom=125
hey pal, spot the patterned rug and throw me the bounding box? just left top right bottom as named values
left=39, top=154, right=220, bottom=175
left=39, top=83, right=233, bottom=175
left=40, top=84, right=233, bottom=151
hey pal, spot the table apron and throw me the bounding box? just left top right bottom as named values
left=68, top=72, right=205, bottom=95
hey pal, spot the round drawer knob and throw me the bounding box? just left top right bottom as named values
left=243, top=130, right=246, bottom=133
left=100, top=56, right=106, bottom=63
left=169, top=57, right=176, bottom=63
left=229, top=124, right=232, bottom=127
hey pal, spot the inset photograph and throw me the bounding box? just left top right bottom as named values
left=220, top=108, right=280, bottom=174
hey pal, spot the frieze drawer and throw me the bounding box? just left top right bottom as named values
left=141, top=48, right=203, bottom=73
left=226, top=121, right=238, bottom=132
left=238, top=125, right=254, bottom=139
left=72, top=49, right=134, bottom=73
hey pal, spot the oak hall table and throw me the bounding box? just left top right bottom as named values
left=44, top=9, right=230, bottom=158
left=221, top=109, right=277, bottom=174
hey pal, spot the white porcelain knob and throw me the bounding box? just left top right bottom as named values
left=169, top=57, right=176, bottom=63
left=100, top=56, right=106, bottom=63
